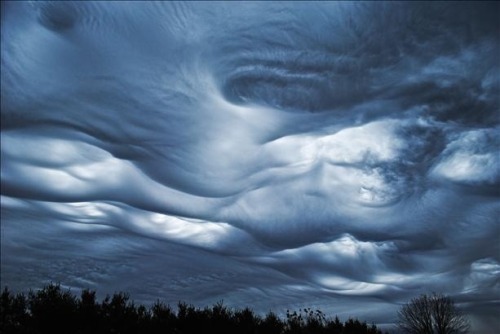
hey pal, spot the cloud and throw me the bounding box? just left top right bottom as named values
left=1, top=1, right=499, bottom=331
left=432, top=129, right=500, bottom=186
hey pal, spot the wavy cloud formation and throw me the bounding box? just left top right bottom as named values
left=2, top=2, right=499, bottom=331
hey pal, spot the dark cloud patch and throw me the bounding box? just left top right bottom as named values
left=2, top=1, right=499, bottom=332
left=36, top=2, right=78, bottom=32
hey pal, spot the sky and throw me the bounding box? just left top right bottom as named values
left=1, top=1, right=499, bottom=332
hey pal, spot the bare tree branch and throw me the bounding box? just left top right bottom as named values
left=398, top=293, right=470, bottom=334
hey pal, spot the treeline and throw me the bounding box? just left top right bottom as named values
left=1, top=283, right=388, bottom=334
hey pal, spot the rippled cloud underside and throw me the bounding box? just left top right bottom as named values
left=1, top=1, right=499, bottom=331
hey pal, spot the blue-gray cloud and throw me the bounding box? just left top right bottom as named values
left=1, top=1, right=499, bottom=331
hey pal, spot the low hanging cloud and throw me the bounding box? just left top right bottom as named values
left=1, top=1, right=499, bottom=331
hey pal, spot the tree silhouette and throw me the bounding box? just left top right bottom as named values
left=27, top=283, right=78, bottom=334
left=77, top=289, right=101, bottom=333
left=1, top=287, right=29, bottom=334
left=100, top=292, right=142, bottom=334
left=325, top=316, right=343, bottom=334
left=260, top=311, right=284, bottom=334
left=0, top=283, right=389, bottom=334
left=397, top=292, right=470, bottom=334
left=149, top=300, right=176, bottom=333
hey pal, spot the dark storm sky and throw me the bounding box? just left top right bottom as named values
left=1, top=1, right=499, bottom=332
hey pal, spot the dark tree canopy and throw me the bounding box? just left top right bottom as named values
left=397, top=292, right=470, bottom=334
left=0, top=283, right=388, bottom=334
